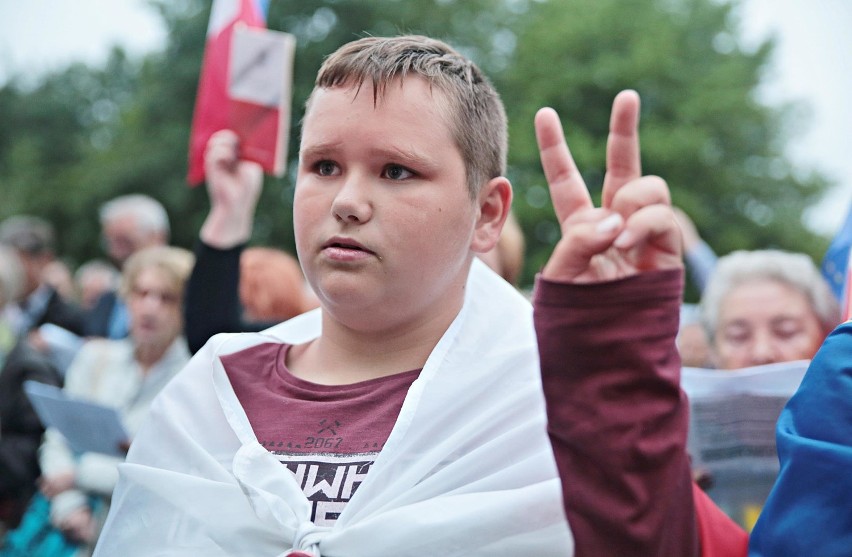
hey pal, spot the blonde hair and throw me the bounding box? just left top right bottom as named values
left=307, top=35, right=507, bottom=198
left=120, top=246, right=194, bottom=301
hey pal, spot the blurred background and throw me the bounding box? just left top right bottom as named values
left=0, top=0, right=849, bottom=302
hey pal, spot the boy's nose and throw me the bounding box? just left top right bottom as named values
left=331, top=175, right=373, bottom=224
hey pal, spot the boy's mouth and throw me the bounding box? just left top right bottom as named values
left=323, top=237, right=375, bottom=255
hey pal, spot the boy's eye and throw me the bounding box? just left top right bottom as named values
left=315, top=160, right=339, bottom=176
left=382, top=164, right=414, bottom=181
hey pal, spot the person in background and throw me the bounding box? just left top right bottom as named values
left=0, top=216, right=87, bottom=378
left=85, top=195, right=170, bottom=339
left=41, top=260, right=76, bottom=304
left=0, top=246, right=62, bottom=534
left=0, top=216, right=86, bottom=338
left=689, top=249, right=841, bottom=524
left=699, top=249, right=840, bottom=370
left=672, top=207, right=718, bottom=368
left=239, top=246, right=318, bottom=322
left=1, top=246, right=194, bottom=554
left=74, top=260, right=120, bottom=312
left=477, top=210, right=526, bottom=288
left=673, top=207, right=718, bottom=294
left=678, top=303, right=714, bottom=368
left=0, top=246, right=23, bottom=362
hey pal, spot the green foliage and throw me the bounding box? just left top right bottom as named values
left=0, top=0, right=834, bottom=299
left=500, top=0, right=830, bottom=292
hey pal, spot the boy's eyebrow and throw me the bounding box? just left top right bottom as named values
left=377, top=145, right=440, bottom=169
left=301, top=142, right=441, bottom=170
left=300, top=141, right=343, bottom=161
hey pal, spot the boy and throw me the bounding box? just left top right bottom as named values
left=95, top=35, right=745, bottom=556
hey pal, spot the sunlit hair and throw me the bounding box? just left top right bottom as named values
left=239, top=247, right=313, bottom=321
left=120, top=246, right=194, bottom=301
left=306, top=35, right=508, bottom=198
left=100, top=194, right=171, bottom=239
left=700, top=249, right=841, bottom=341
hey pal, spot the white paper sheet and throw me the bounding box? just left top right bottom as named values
left=24, top=380, right=129, bottom=457
left=681, top=360, right=809, bottom=528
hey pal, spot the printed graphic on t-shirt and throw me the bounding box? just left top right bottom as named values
left=272, top=451, right=379, bottom=526
left=259, top=417, right=390, bottom=526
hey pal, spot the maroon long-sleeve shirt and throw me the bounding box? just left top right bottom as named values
left=534, top=269, right=748, bottom=557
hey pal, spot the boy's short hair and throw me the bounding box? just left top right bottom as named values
left=307, top=35, right=507, bottom=198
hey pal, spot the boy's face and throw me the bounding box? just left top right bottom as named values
left=294, top=77, right=478, bottom=331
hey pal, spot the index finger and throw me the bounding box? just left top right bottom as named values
left=535, top=107, right=593, bottom=224
left=602, top=90, right=642, bottom=208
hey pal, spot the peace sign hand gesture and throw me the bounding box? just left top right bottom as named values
left=535, top=90, right=682, bottom=283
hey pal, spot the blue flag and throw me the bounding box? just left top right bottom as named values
left=820, top=203, right=852, bottom=303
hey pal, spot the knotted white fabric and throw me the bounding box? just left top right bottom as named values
left=93, top=260, right=574, bottom=556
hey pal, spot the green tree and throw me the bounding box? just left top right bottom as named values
left=499, top=0, right=831, bottom=294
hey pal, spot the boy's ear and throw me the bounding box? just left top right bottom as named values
left=471, top=177, right=512, bottom=254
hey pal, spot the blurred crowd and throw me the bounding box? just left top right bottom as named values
left=1, top=189, right=843, bottom=548
left=0, top=189, right=845, bottom=553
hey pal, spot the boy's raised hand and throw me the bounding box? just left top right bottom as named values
left=535, top=90, right=682, bottom=284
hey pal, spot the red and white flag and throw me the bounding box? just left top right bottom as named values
left=186, top=0, right=268, bottom=185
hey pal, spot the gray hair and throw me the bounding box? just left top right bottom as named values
left=0, top=215, right=55, bottom=255
left=74, top=259, right=120, bottom=289
left=0, top=245, right=25, bottom=306
left=99, top=194, right=170, bottom=238
left=700, top=249, right=841, bottom=340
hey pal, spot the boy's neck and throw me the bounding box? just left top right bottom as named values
left=287, top=305, right=461, bottom=385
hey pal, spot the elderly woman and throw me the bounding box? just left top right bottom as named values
left=700, top=249, right=841, bottom=369
left=21, top=246, right=193, bottom=553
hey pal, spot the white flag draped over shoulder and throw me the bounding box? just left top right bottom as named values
left=93, top=260, right=574, bottom=557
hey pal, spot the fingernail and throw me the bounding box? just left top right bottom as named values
left=596, top=214, right=623, bottom=234
left=614, top=230, right=633, bottom=248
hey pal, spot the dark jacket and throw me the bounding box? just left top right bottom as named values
left=0, top=340, right=62, bottom=528
left=31, top=287, right=87, bottom=337
left=84, top=290, right=128, bottom=339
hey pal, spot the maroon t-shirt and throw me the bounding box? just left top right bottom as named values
left=221, top=343, right=419, bottom=526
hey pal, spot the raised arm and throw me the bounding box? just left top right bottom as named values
left=533, top=91, right=746, bottom=557
left=184, top=131, right=266, bottom=353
